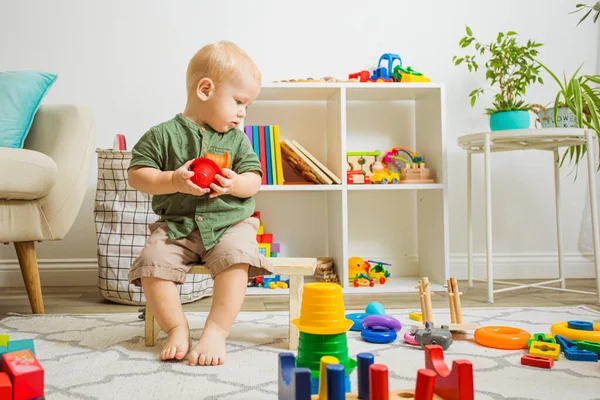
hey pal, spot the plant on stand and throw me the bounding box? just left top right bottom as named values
left=453, top=26, right=544, bottom=131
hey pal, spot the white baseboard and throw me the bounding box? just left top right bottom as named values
left=0, top=258, right=98, bottom=287
left=450, top=253, right=596, bottom=280
left=0, top=253, right=596, bottom=287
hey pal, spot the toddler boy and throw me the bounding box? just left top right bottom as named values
left=127, top=41, right=272, bottom=366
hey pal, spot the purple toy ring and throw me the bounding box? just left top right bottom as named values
left=362, top=315, right=402, bottom=332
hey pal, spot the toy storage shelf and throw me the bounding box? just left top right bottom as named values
left=244, top=82, right=449, bottom=295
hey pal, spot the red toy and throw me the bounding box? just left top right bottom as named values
left=0, top=372, right=12, bottom=400
left=189, top=152, right=231, bottom=189
left=1, top=349, right=44, bottom=400
left=425, top=345, right=474, bottom=400
left=521, top=354, right=554, bottom=369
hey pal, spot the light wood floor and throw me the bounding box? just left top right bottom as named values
left=1, top=279, right=598, bottom=319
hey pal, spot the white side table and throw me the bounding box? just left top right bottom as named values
left=458, top=128, right=600, bottom=303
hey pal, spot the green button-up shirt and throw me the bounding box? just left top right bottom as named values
left=128, top=114, right=262, bottom=250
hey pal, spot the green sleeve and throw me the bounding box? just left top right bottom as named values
left=233, top=134, right=262, bottom=177
left=128, top=128, right=165, bottom=171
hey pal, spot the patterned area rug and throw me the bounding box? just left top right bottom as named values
left=1, top=306, right=599, bottom=400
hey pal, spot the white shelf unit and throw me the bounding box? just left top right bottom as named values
left=245, top=82, right=449, bottom=295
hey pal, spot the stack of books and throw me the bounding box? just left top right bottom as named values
left=243, top=125, right=341, bottom=185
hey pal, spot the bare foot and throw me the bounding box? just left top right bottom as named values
left=188, top=320, right=228, bottom=366
left=161, top=324, right=191, bottom=361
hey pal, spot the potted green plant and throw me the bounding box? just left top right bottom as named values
left=452, top=26, right=544, bottom=131
left=571, top=2, right=600, bottom=25
left=532, top=63, right=600, bottom=169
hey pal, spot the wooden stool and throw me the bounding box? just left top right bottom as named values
left=144, top=257, right=317, bottom=350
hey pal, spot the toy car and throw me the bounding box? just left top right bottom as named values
left=370, top=169, right=400, bottom=184
left=366, top=260, right=391, bottom=284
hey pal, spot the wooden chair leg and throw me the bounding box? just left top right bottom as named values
left=288, top=275, right=303, bottom=350
left=14, top=241, right=44, bottom=314
left=144, top=306, right=158, bottom=346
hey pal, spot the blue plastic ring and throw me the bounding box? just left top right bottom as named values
left=346, top=313, right=369, bottom=331
left=361, top=327, right=398, bottom=344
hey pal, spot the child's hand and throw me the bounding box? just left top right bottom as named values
left=171, top=160, right=211, bottom=196
left=209, top=168, right=239, bottom=198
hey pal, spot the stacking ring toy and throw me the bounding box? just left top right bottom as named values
left=361, top=327, right=398, bottom=344
left=551, top=321, right=600, bottom=342
left=362, top=315, right=402, bottom=332
left=474, top=326, right=531, bottom=350
left=346, top=313, right=369, bottom=331
left=403, top=332, right=419, bottom=346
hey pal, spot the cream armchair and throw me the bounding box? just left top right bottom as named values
left=0, top=105, right=95, bottom=313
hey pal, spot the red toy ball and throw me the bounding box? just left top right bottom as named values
left=189, top=158, right=222, bottom=189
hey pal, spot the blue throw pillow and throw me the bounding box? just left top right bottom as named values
left=0, top=71, right=57, bottom=148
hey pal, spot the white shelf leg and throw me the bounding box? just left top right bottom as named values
left=585, top=130, right=600, bottom=304
left=554, top=148, right=566, bottom=289
left=288, top=275, right=303, bottom=350
left=484, top=133, right=494, bottom=303
left=467, top=151, right=473, bottom=288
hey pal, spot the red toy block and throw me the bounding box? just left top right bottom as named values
left=414, top=369, right=436, bottom=400
left=424, top=345, right=474, bottom=400
left=256, top=234, right=263, bottom=242
left=0, top=372, right=12, bottom=400
left=1, top=349, right=44, bottom=400
left=252, top=211, right=261, bottom=219
left=261, top=233, right=273, bottom=243
left=521, top=354, right=554, bottom=369
left=370, top=364, right=388, bottom=400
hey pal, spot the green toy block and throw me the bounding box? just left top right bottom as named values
left=0, top=347, right=6, bottom=356
left=7, top=339, right=35, bottom=356
left=270, top=252, right=278, bottom=257
left=576, top=340, right=600, bottom=353
left=0, top=335, right=9, bottom=348
left=527, top=333, right=556, bottom=348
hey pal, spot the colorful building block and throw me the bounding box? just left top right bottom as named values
left=529, top=341, right=560, bottom=361
left=576, top=340, right=600, bottom=353
left=555, top=335, right=577, bottom=353
left=521, top=355, right=554, bottom=369
left=262, top=233, right=273, bottom=243
left=271, top=243, right=281, bottom=253
left=256, top=234, right=263, bottom=242
left=567, top=320, right=593, bottom=331
left=259, top=243, right=271, bottom=258
left=0, top=372, right=12, bottom=400
left=564, top=348, right=598, bottom=361
left=527, top=333, right=555, bottom=348
left=0, top=335, right=9, bottom=348
left=425, top=344, right=474, bottom=400
left=1, top=349, right=44, bottom=400
left=7, top=339, right=36, bottom=356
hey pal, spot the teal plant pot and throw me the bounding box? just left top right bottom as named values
left=489, top=110, right=530, bottom=131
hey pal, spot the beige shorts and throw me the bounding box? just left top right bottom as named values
left=128, top=216, right=274, bottom=286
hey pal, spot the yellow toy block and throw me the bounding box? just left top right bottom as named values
left=258, top=223, right=264, bottom=235
left=409, top=312, right=423, bottom=322
left=529, top=341, right=560, bottom=361
left=258, top=243, right=271, bottom=257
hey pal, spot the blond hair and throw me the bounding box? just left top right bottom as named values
left=186, top=41, right=261, bottom=97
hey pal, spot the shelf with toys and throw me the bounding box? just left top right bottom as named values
left=243, top=52, right=448, bottom=295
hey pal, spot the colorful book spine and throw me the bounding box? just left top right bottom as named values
left=245, top=125, right=286, bottom=185
left=265, top=126, right=273, bottom=185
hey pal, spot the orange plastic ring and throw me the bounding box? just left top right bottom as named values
left=474, top=326, right=531, bottom=350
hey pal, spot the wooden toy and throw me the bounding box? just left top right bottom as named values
left=1, top=349, right=44, bottom=400
left=521, top=355, right=554, bottom=369
left=412, top=277, right=478, bottom=331
left=346, top=170, right=370, bottom=184
left=381, top=146, right=435, bottom=184
left=346, top=151, right=380, bottom=180
left=0, top=372, right=11, bottom=400
left=278, top=344, right=474, bottom=400
left=529, top=341, right=561, bottom=361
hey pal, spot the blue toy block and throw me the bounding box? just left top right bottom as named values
left=278, top=352, right=311, bottom=400
left=564, top=348, right=598, bottom=362
left=7, top=338, right=35, bottom=356
left=555, top=335, right=577, bottom=353
left=0, top=335, right=9, bottom=348
left=326, top=364, right=346, bottom=400
left=0, top=346, right=6, bottom=356
left=310, top=375, right=350, bottom=395
left=567, top=320, right=593, bottom=331
left=357, top=353, right=374, bottom=399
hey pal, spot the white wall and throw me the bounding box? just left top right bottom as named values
left=0, top=0, right=598, bottom=285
